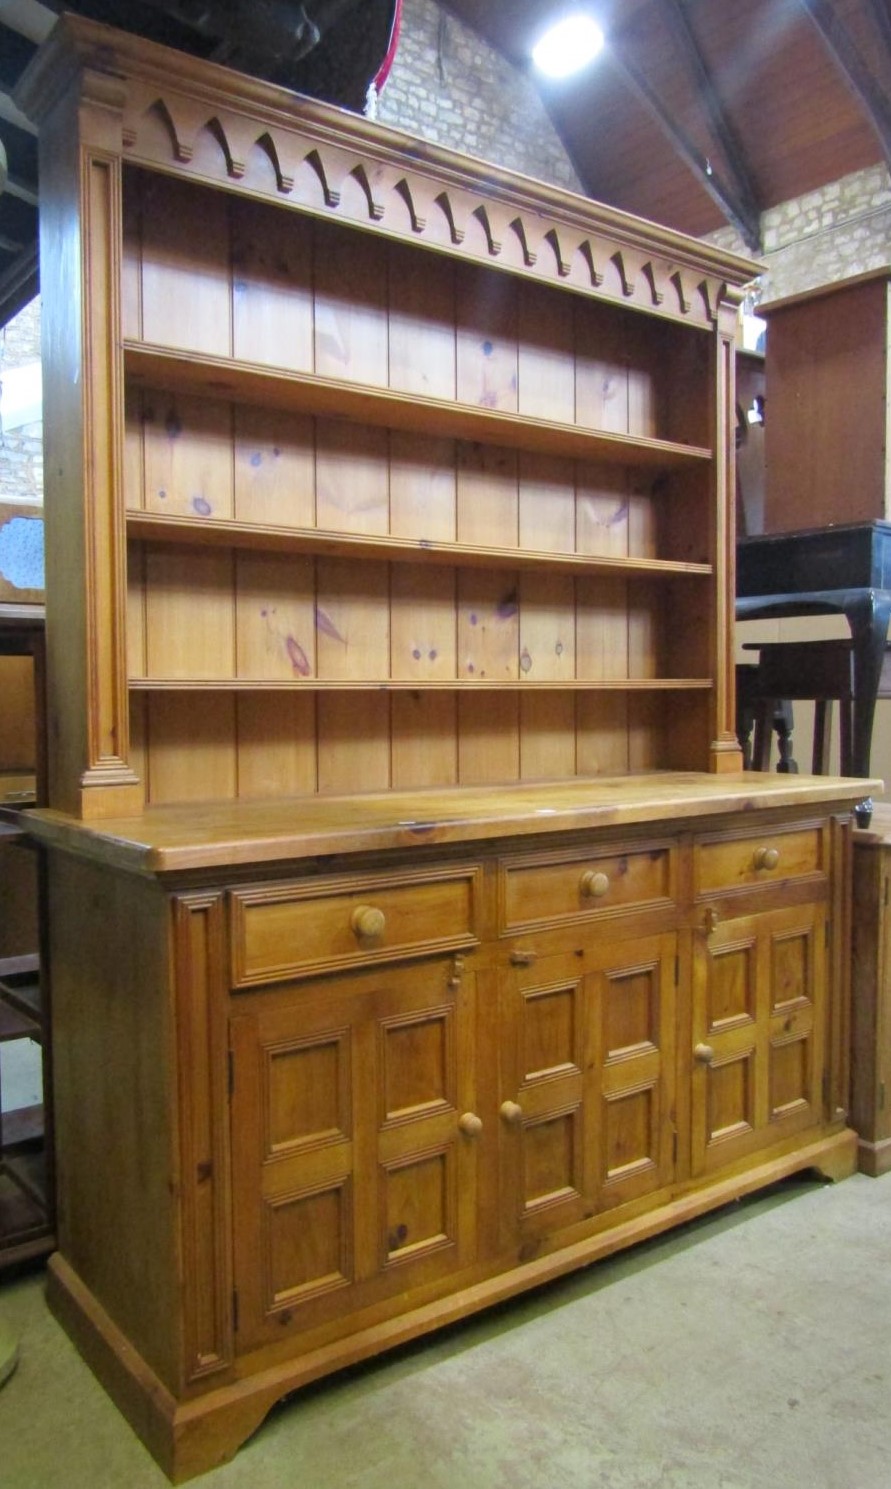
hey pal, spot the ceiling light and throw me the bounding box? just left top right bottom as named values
left=531, top=14, right=605, bottom=79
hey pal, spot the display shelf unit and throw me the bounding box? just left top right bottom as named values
left=111, top=146, right=729, bottom=805
left=18, top=12, right=755, bottom=823
left=16, top=17, right=876, bottom=1482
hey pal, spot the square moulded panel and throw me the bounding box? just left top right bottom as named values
left=522, top=983, right=580, bottom=1081
left=604, top=1084, right=656, bottom=1181
left=266, top=1034, right=349, bottom=1155
left=708, top=941, right=756, bottom=1031
left=770, top=1035, right=811, bottom=1120
left=385, top=1149, right=451, bottom=1261
left=381, top=1008, right=453, bottom=1122
left=708, top=1051, right=755, bottom=1143
left=267, top=1180, right=351, bottom=1307
left=523, top=1110, right=579, bottom=1211
left=605, top=966, right=658, bottom=1059
left=771, top=931, right=812, bottom=1013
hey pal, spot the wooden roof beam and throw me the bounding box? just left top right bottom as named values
left=608, top=47, right=762, bottom=251
left=798, top=0, right=891, bottom=169
left=659, top=0, right=762, bottom=247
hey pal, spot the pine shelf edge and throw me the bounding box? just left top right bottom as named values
left=124, top=343, right=714, bottom=471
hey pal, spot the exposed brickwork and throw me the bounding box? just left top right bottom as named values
left=0, top=432, right=43, bottom=502
left=377, top=0, right=582, bottom=194
left=706, top=163, right=891, bottom=302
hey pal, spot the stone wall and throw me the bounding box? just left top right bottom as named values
left=1, top=296, right=40, bottom=367
left=377, top=0, right=582, bottom=193
left=706, top=163, right=891, bottom=303
left=381, top=1, right=889, bottom=305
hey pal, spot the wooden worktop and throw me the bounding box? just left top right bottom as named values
left=22, top=772, right=880, bottom=877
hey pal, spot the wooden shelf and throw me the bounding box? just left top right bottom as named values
left=128, top=677, right=714, bottom=692
left=124, top=343, right=714, bottom=472
left=126, top=510, right=713, bottom=578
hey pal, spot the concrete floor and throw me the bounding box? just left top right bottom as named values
left=1, top=1170, right=889, bottom=1489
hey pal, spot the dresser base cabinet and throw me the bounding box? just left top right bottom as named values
left=32, top=782, right=864, bottom=1483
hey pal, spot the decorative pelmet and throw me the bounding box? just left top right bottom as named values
left=15, top=15, right=759, bottom=340
left=120, top=87, right=736, bottom=328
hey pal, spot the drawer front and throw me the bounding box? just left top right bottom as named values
left=500, top=841, right=675, bottom=933
left=231, top=865, right=482, bottom=987
left=695, top=823, right=825, bottom=899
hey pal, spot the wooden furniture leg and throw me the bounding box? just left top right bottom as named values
left=743, top=639, right=854, bottom=777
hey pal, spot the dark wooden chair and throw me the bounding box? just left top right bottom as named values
left=737, top=662, right=796, bottom=771
left=738, top=638, right=855, bottom=776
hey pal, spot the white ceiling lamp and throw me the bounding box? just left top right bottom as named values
left=531, top=13, right=605, bottom=80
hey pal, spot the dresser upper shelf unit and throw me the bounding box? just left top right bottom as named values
left=18, top=12, right=759, bottom=822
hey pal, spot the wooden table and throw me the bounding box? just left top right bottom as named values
left=737, top=522, right=891, bottom=814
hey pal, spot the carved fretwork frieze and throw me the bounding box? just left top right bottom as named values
left=15, top=14, right=758, bottom=326
left=119, top=84, right=752, bottom=325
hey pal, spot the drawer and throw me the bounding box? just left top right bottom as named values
left=230, top=864, right=482, bottom=987
left=695, top=823, right=825, bottom=899
left=500, top=841, right=675, bottom=933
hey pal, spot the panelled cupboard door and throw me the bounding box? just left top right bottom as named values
left=588, top=931, right=677, bottom=1214
left=690, top=903, right=826, bottom=1177
left=229, top=957, right=478, bottom=1354
left=497, top=935, right=676, bottom=1251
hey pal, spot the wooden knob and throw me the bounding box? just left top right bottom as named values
left=693, top=1042, right=715, bottom=1065
left=500, top=1100, right=523, bottom=1125
left=350, top=904, right=386, bottom=941
left=753, top=846, right=779, bottom=871
left=458, top=1111, right=483, bottom=1137
left=580, top=869, right=610, bottom=899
